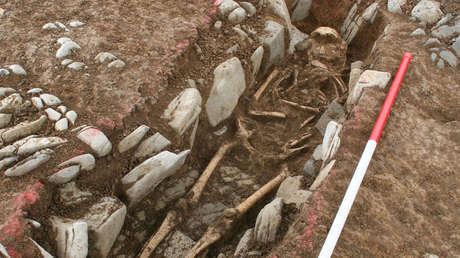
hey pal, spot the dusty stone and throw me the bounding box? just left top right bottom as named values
left=0, top=69, right=9, bottom=76
left=59, top=182, right=93, bottom=206
left=411, top=28, right=426, bottom=36
left=17, top=136, right=67, bottom=155
left=66, top=110, right=78, bottom=124
left=55, top=118, right=69, bottom=131
left=388, top=0, right=407, bottom=14
left=134, top=132, right=171, bottom=159
left=0, top=157, right=17, bottom=171
left=310, top=160, right=336, bottom=190
left=68, top=62, right=86, bottom=70
left=157, top=231, right=196, bottom=258
left=439, top=50, right=457, bottom=67
left=228, top=7, right=247, bottom=24
left=267, top=0, right=291, bottom=29
left=188, top=202, right=228, bottom=235
left=234, top=228, right=253, bottom=257
left=77, top=126, right=112, bottom=157
left=45, top=107, right=62, bottom=121
left=27, top=88, right=43, bottom=94
left=40, top=93, right=62, bottom=106
left=254, top=197, right=283, bottom=243
left=48, top=165, right=81, bottom=184
left=82, top=197, right=127, bottom=258
left=8, top=64, right=27, bottom=75
left=346, top=70, right=391, bottom=108
left=218, top=0, right=240, bottom=17
left=302, top=159, right=317, bottom=177
left=312, top=144, right=322, bottom=161
left=322, top=121, right=342, bottom=161
left=51, top=217, right=88, bottom=258
left=291, top=0, right=312, bottom=22
left=206, top=57, right=246, bottom=126
left=108, top=60, right=126, bottom=69
left=43, top=23, right=58, bottom=30
left=0, top=114, right=12, bottom=128
left=250, top=46, right=264, bottom=78
left=289, top=25, right=308, bottom=54
left=118, top=125, right=149, bottom=153
left=1, top=115, right=47, bottom=143
left=424, top=37, right=441, bottom=46
left=121, top=150, right=190, bottom=205
left=163, top=88, right=202, bottom=135
left=315, top=100, right=346, bottom=136
left=69, top=20, right=85, bottom=27
left=411, top=0, right=443, bottom=25
left=56, top=41, right=81, bottom=58
left=95, top=52, right=117, bottom=63
left=58, top=153, right=96, bottom=171
left=0, top=8, right=5, bottom=18
left=214, top=21, right=223, bottom=30
left=57, top=105, right=67, bottom=114
left=5, top=149, right=53, bottom=177
left=260, top=21, right=285, bottom=70
left=437, top=59, right=445, bottom=69
left=57, top=37, right=72, bottom=45
left=276, top=176, right=312, bottom=207
left=240, top=2, right=256, bottom=17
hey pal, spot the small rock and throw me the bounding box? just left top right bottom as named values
left=30, top=239, right=53, bottom=258
left=431, top=52, right=437, bottom=62
left=134, top=132, right=171, bottom=159
left=40, top=93, right=62, bottom=106
left=225, top=44, right=239, bottom=54
left=59, top=153, right=96, bottom=171
left=4, top=149, right=53, bottom=177
left=0, top=8, right=5, bottom=18
left=1, top=115, right=47, bottom=143
left=312, top=144, right=322, bottom=160
left=17, top=136, right=67, bottom=155
left=45, top=108, right=62, bottom=121
left=0, top=69, right=9, bottom=76
left=57, top=37, right=72, bottom=45
left=388, top=0, right=406, bottom=14
left=42, top=23, right=58, bottom=30
left=8, top=64, right=27, bottom=75
left=0, top=156, right=17, bottom=171
left=206, top=57, right=246, bottom=126
left=424, top=37, right=441, bottom=46
left=302, top=159, right=317, bottom=177
left=66, top=110, right=78, bottom=124
left=254, top=198, right=283, bottom=243
left=437, top=59, right=445, bottom=69
left=214, top=21, right=223, bottom=30
left=228, top=7, right=247, bottom=24
left=276, top=176, right=312, bottom=207
left=61, top=59, right=73, bottom=66
left=346, top=70, right=391, bottom=108
left=411, top=0, right=443, bottom=25
left=310, top=160, right=336, bottom=190
left=51, top=217, right=88, bottom=258
left=291, top=0, right=312, bottom=21
left=57, top=105, right=67, bottom=114
left=260, top=21, right=285, bottom=70
left=240, top=2, right=256, bottom=17
left=56, top=41, right=81, bottom=59
left=250, top=46, right=264, bottom=77
left=27, top=88, right=43, bottom=94
left=187, top=79, right=196, bottom=88
left=0, top=114, right=12, bottom=128
left=77, top=126, right=112, bottom=157
left=162, top=88, right=202, bottom=135
left=410, top=28, right=426, bottom=36
left=108, top=60, right=125, bottom=69
left=69, top=20, right=85, bottom=27
left=213, top=126, right=228, bottom=136
left=28, top=219, right=42, bottom=228
left=48, top=165, right=81, bottom=184
left=95, top=52, right=117, bottom=63
left=55, top=118, right=69, bottom=131
left=82, top=197, right=127, bottom=258
left=315, top=100, right=346, bottom=136
left=439, top=50, right=457, bottom=67
left=58, top=182, right=93, bottom=206
left=234, top=228, right=254, bottom=257
left=218, top=0, right=240, bottom=17
left=423, top=254, right=439, bottom=258
left=118, top=125, right=149, bottom=153
left=121, top=150, right=190, bottom=205
left=68, top=62, right=86, bottom=70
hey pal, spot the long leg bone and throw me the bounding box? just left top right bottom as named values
left=280, top=99, right=320, bottom=113
left=249, top=110, right=286, bottom=119
left=184, top=166, right=290, bottom=258
left=254, top=68, right=279, bottom=101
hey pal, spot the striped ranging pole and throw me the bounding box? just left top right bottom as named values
left=318, top=52, right=413, bottom=258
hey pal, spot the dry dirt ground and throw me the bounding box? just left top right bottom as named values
left=0, top=0, right=459, bottom=257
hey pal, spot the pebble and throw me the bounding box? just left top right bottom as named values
left=66, top=110, right=78, bottom=124
left=0, top=69, right=9, bottom=76
left=40, top=93, right=62, bottom=106
left=57, top=37, right=72, bottom=45
left=43, top=23, right=58, bottom=30
left=303, top=159, right=317, bottom=177
left=439, top=50, right=458, bottom=67
left=55, top=118, right=69, bottom=131
left=62, top=59, right=73, bottom=66
left=95, top=52, right=117, bottom=63
left=234, top=228, right=254, bottom=257
left=31, top=97, right=44, bottom=110
left=81, top=197, right=127, bottom=257
left=4, top=149, right=53, bottom=177
left=56, top=41, right=81, bottom=58
left=187, top=79, right=196, bottom=88
left=134, top=132, right=171, bottom=158
left=162, top=88, right=202, bottom=135
left=69, top=20, right=85, bottom=27
left=250, top=46, right=264, bottom=77
left=254, top=197, right=283, bottom=243
left=17, top=136, right=67, bottom=155
left=228, top=7, right=247, bottom=24
left=424, top=37, right=441, bottom=46
left=0, top=8, right=5, bottom=18
left=1, top=115, right=47, bottom=143
left=77, top=126, right=112, bottom=157
left=51, top=217, right=88, bottom=258
left=118, top=125, right=149, bottom=153
left=410, top=28, right=426, bottom=36
left=8, top=64, right=27, bottom=75
left=0, top=156, right=18, bottom=171
left=58, top=182, right=93, bottom=206
left=121, top=150, right=190, bottom=205
left=48, top=165, right=81, bottom=184
left=45, top=107, right=62, bottom=121
left=411, top=0, right=443, bottom=25
left=214, top=20, right=223, bottom=30
left=437, top=59, right=445, bottom=69
left=218, top=0, right=240, bottom=17
left=27, top=88, right=43, bottom=94
left=68, top=62, right=86, bottom=70
left=206, top=57, right=245, bottom=126
left=310, top=160, right=336, bottom=190
left=57, top=105, right=67, bottom=114
left=108, top=60, right=125, bottom=69
left=276, top=176, right=312, bottom=208
left=30, top=238, right=53, bottom=258
left=240, top=2, right=256, bottom=17
left=431, top=52, right=437, bottom=62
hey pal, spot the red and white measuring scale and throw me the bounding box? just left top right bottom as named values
left=318, top=53, right=413, bottom=258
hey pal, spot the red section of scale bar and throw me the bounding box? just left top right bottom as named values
left=369, top=52, right=412, bottom=143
